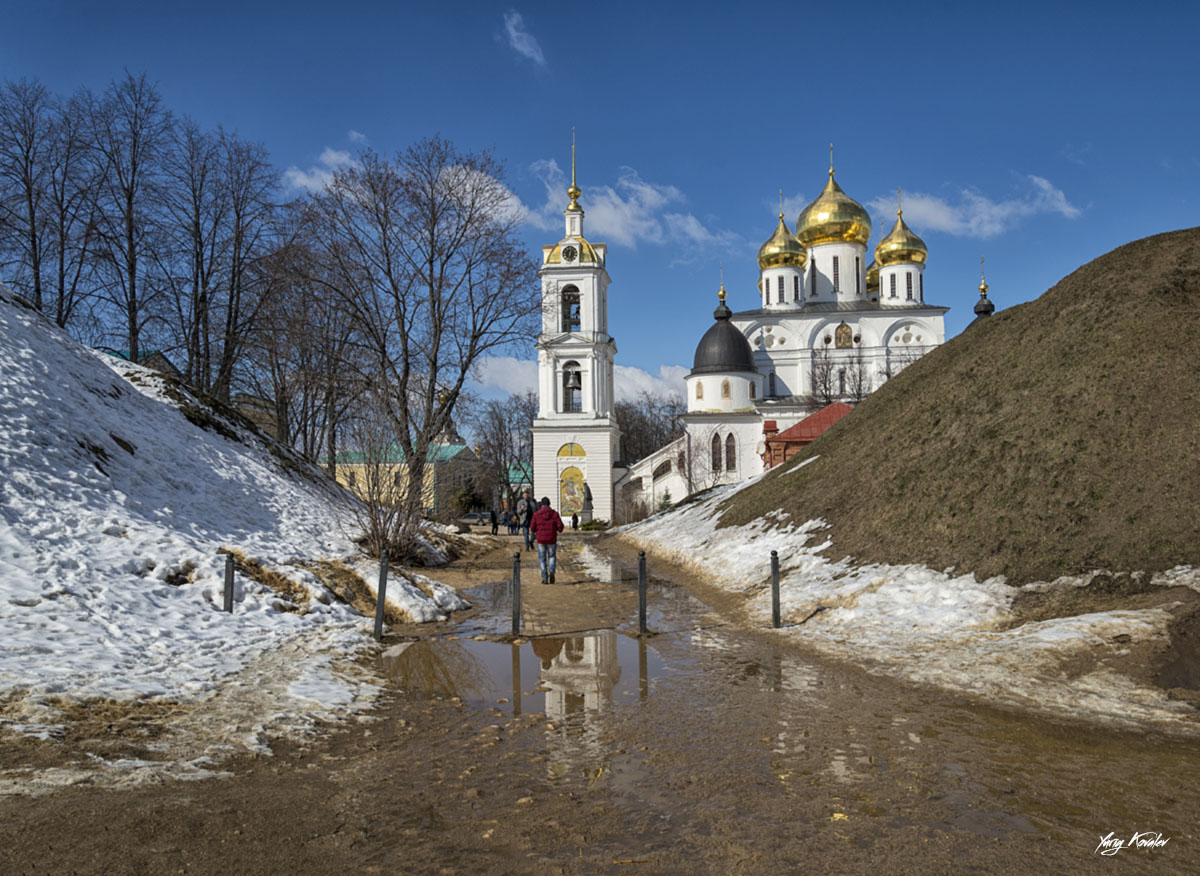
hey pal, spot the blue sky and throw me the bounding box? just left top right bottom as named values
left=5, top=1, right=1199, bottom=399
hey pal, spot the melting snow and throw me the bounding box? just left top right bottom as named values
left=621, top=473, right=1199, bottom=733
left=0, top=283, right=468, bottom=788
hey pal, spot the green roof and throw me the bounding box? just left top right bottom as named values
left=508, top=461, right=533, bottom=484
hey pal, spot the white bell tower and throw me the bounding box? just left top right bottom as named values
left=531, top=140, right=620, bottom=523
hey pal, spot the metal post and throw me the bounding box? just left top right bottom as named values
left=638, top=551, right=647, bottom=635
left=771, top=550, right=781, bottom=629
left=223, top=553, right=234, bottom=613
left=511, top=552, right=521, bottom=637
left=374, top=550, right=389, bottom=641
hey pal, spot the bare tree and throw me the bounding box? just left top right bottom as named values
left=0, top=78, right=55, bottom=310
left=306, top=138, right=539, bottom=557
left=614, top=390, right=685, bottom=462
left=845, top=348, right=872, bottom=402
left=44, top=89, right=104, bottom=329
left=465, top=389, right=537, bottom=510
left=809, top=344, right=838, bottom=408
left=681, top=426, right=727, bottom=495
left=159, top=117, right=225, bottom=387
left=89, top=72, right=173, bottom=362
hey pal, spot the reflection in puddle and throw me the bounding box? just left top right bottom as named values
left=381, top=631, right=665, bottom=780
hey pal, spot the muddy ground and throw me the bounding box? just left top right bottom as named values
left=1, top=532, right=1196, bottom=874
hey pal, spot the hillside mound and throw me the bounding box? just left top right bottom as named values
left=721, top=227, right=1200, bottom=585
left=0, top=283, right=468, bottom=779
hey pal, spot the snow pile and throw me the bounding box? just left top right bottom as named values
left=622, top=473, right=1200, bottom=733
left=0, top=283, right=466, bottom=785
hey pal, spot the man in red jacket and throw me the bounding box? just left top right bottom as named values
left=530, top=496, right=565, bottom=584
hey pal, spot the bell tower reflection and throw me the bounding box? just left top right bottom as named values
left=535, top=631, right=622, bottom=720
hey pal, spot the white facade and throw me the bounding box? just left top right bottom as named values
left=614, top=167, right=949, bottom=518
left=531, top=164, right=621, bottom=523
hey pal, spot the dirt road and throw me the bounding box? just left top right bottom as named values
left=1, top=532, right=1195, bottom=874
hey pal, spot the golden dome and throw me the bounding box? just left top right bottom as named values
left=795, top=171, right=872, bottom=248
left=757, top=214, right=807, bottom=270
left=875, top=210, right=928, bottom=266
left=866, top=259, right=880, bottom=294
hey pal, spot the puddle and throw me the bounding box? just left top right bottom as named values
left=380, top=631, right=667, bottom=717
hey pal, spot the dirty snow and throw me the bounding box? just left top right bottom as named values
left=0, top=283, right=469, bottom=789
left=622, top=473, right=1199, bottom=734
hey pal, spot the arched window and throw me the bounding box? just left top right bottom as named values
left=560, top=285, right=581, bottom=332
left=838, top=368, right=846, bottom=396
left=793, top=275, right=800, bottom=301
left=562, top=361, right=582, bottom=413
left=652, top=459, right=672, bottom=479
left=768, top=372, right=776, bottom=396
left=890, top=274, right=897, bottom=298
left=856, top=256, right=862, bottom=295
left=832, top=256, right=840, bottom=292
left=906, top=272, right=914, bottom=300
left=919, top=273, right=924, bottom=299
left=810, top=266, right=817, bottom=296
left=721, top=379, right=731, bottom=399
left=711, top=433, right=722, bottom=473
left=695, top=381, right=704, bottom=400
left=725, top=433, right=737, bottom=472
left=776, top=275, right=783, bottom=303
left=749, top=382, right=756, bottom=399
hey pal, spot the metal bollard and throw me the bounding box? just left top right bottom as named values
left=374, top=550, right=389, bottom=641
left=638, top=551, right=647, bottom=635
left=771, top=550, right=781, bottom=629
left=511, top=552, right=521, bottom=637
left=223, top=553, right=234, bottom=612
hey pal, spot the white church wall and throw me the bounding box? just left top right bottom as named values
left=809, top=242, right=867, bottom=302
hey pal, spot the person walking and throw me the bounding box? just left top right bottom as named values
left=489, top=507, right=498, bottom=536
left=530, top=497, right=564, bottom=584
left=571, top=512, right=579, bottom=531
left=516, top=490, right=534, bottom=551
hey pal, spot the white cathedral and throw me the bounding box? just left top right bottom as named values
left=532, top=150, right=956, bottom=523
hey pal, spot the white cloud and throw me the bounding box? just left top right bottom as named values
left=868, top=175, right=1080, bottom=239
left=519, top=159, right=740, bottom=260
left=348, top=129, right=368, bottom=144
left=283, top=147, right=356, bottom=194
left=469, top=356, right=538, bottom=396
left=503, top=10, right=545, bottom=67
left=781, top=192, right=809, bottom=220
left=468, top=356, right=686, bottom=401
left=613, top=364, right=687, bottom=401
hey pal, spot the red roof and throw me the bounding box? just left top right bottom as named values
left=766, top=402, right=854, bottom=445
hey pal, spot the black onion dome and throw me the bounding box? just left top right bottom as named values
left=691, top=301, right=758, bottom=375
left=974, top=295, right=995, bottom=318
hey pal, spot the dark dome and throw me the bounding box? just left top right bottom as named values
left=974, top=295, right=995, bottom=317
left=692, top=302, right=758, bottom=375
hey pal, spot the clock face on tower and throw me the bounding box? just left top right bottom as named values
left=562, top=245, right=577, bottom=262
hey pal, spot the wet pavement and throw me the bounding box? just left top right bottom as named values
left=369, top=540, right=1199, bottom=873
left=1, top=536, right=1196, bottom=874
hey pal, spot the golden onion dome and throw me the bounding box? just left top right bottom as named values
left=795, top=171, right=872, bottom=248
left=757, top=214, right=807, bottom=270
left=875, top=210, right=928, bottom=266
left=865, top=259, right=880, bottom=294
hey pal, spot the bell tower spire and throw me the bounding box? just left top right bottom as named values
left=564, top=128, right=584, bottom=237
left=533, top=133, right=619, bottom=525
